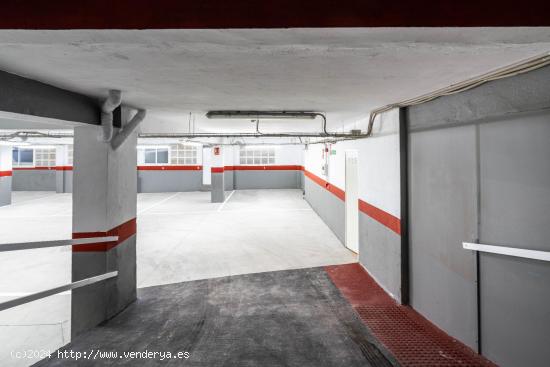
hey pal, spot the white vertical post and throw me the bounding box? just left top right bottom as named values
left=345, top=150, right=359, bottom=253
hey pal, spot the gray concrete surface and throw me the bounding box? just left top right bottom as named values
left=210, top=172, right=225, bottom=203
left=0, top=189, right=356, bottom=366
left=137, top=189, right=356, bottom=287
left=234, top=170, right=301, bottom=189
left=55, top=171, right=72, bottom=194
left=0, top=176, right=11, bottom=206
left=407, top=64, right=550, bottom=365
left=12, top=171, right=56, bottom=191
left=36, top=268, right=394, bottom=367
left=137, top=170, right=202, bottom=193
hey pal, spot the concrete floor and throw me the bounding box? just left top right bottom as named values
left=0, top=189, right=356, bottom=366
left=37, top=268, right=394, bottom=367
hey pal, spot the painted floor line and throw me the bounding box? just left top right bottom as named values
left=5, top=193, right=59, bottom=207
left=217, top=190, right=236, bottom=212
left=139, top=208, right=313, bottom=216
left=0, top=291, right=71, bottom=297
left=137, top=192, right=181, bottom=214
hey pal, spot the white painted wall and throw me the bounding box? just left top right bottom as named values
left=304, top=110, right=400, bottom=217
left=0, top=146, right=12, bottom=170
left=137, top=144, right=204, bottom=165
left=230, top=144, right=305, bottom=166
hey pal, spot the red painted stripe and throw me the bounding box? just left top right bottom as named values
left=0, top=170, right=12, bottom=177
left=137, top=165, right=203, bottom=171
left=304, top=169, right=400, bottom=235
left=211, top=167, right=224, bottom=173
left=225, top=165, right=303, bottom=171
left=359, top=199, right=401, bottom=235
left=304, top=169, right=345, bottom=201
left=13, top=166, right=55, bottom=171
left=72, top=218, right=137, bottom=252
left=55, top=166, right=73, bottom=171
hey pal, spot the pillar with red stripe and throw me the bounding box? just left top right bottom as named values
left=211, top=145, right=225, bottom=203
left=71, top=123, right=138, bottom=337
left=0, top=145, right=13, bottom=206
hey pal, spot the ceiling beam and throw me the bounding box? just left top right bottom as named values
left=0, top=0, right=548, bottom=29
left=0, top=70, right=100, bottom=126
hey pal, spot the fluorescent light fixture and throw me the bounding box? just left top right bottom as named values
left=242, top=145, right=281, bottom=149
left=206, top=111, right=318, bottom=119
left=29, top=145, right=57, bottom=149
left=0, top=141, right=29, bottom=146
left=178, top=140, right=203, bottom=147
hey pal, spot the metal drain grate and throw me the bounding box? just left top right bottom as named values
left=325, top=264, right=497, bottom=367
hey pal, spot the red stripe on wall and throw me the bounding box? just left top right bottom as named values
left=304, top=169, right=345, bottom=201
left=359, top=199, right=401, bottom=235
left=72, top=218, right=137, bottom=252
left=304, top=169, right=401, bottom=235
left=0, top=170, right=12, bottom=177
left=55, top=166, right=73, bottom=171
left=211, top=167, right=224, bottom=173
left=137, top=165, right=202, bottom=171
left=225, top=165, right=304, bottom=171
left=13, top=166, right=55, bottom=170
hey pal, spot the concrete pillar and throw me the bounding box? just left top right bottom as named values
left=55, top=145, right=72, bottom=193
left=71, top=124, right=137, bottom=337
left=0, top=146, right=13, bottom=206
left=211, top=145, right=225, bottom=203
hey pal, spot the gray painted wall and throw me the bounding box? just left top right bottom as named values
left=235, top=170, right=301, bottom=190
left=304, top=173, right=402, bottom=300
left=478, top=112, right=550, bottom=367
left=137, top=171, right=202, bottom=192
left=12, top=170, right=56, bottom=191
left=224, top=170, right=235, bottom=190
left=211, top=172, right=225, bottom=202
left=359, top=213, right=401, bottom=300
left=408, top=65, right=550, bottom=366
left=56, top=170, right=73, bottom=193
left=0, top=176, right=12, bottom=206
left=409, top=125, right=478, bottom=349
left=304, top=177, right=345, bottom=244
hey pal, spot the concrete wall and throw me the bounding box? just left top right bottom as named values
left=0, top=146, right=12, bottom=206
left=12, top=169, right=56, bottom=191
left=234, top=169, right=301, bottom=189
left=407, top=65, right=550, bottom=366
left=137, top=169, right=202, bottom=192
left=303, top=110, right=402, bottom=301
left=56, top=169, right=73, bottom=193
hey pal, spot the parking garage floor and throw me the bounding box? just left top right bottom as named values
left=0, top=189, right=356, bottom=366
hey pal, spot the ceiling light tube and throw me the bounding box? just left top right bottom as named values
left=206, top=111, right=317, bottom=119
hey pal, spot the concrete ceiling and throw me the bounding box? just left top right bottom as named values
left=0, top=28, right=549, bottom=133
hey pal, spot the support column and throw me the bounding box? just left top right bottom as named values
left=0, top=146, right=13, bottom=206
left=55, top=145, right=72, bottom=193
left=211, top=145, right=225, bottom=203
left=71, top=124, right=137, bottom=337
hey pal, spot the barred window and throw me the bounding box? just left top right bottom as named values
left=144, top=148, right=169, bottom=164
left=239, top=147, right=275, bottom=165
left=170, top=144, right=198, bottom=165
left=34, top=148, right=56, bottom=167
left=12, top=147, right=34, bottom=167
